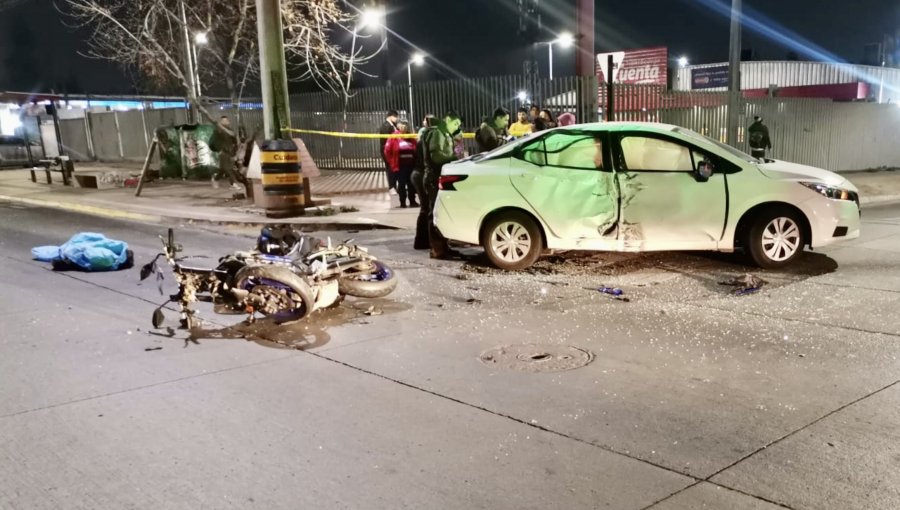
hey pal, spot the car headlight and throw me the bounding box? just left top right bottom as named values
left=799, top=181, right=855, bottom=201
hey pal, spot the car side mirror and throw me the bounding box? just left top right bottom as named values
left=695, top=160, right=714, bottom=182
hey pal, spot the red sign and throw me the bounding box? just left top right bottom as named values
left=597, top=47, right=668, bottom=86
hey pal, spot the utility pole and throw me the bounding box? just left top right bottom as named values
left=178, top=0, right=198, bottom=123
left=574, top=0, right=595, bottom=122
left=256, top=0, right=292, bottom=140
left=726, top=0, right=742, bottom=147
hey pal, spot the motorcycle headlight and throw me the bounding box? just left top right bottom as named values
left=799, top=181, right=855, bottom=201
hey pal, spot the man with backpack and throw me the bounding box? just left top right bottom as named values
left=748, top=116, right=772, bottom=160
left=411, top=114, right=437, bottom=250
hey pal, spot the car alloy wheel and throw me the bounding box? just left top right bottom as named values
left=746, top=207, right=806, bottom=268
left=761, top=216, right=801, bottom=262
left=490, top=221, right=533, bottom=264
left=481, top=210, right=543, bottom=271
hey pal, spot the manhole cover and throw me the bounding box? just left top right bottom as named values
left=479, top=344, right=594, bottom=372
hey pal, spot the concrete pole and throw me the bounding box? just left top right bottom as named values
left=575, top=0, right=595, bottom=121
left=179, top=0, right=198, bottom=123
left=548, top=43, right=554, bottom=80
left=407, top=63, right=415, bottom=128
left=256, top=0, right=292, bottom=140
left=574, top=0, right=594, bottom=77
left=726, top=0, right=742, bottom=147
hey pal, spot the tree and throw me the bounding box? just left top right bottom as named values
left=58, top=0, right=383, bottom=123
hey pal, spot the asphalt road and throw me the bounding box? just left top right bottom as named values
left=1, top=200, right=899, bottom=509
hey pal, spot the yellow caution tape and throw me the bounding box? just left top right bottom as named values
left=281, top=127, right=475, bottom=139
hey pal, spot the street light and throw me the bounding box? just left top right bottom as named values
left=408, top=53, right=426, bottom=128
left=537, top=32, right=575, bottom=80
left=191, top=32, right=208, bottom=99
left=341, top=7, right=386, bottom=163
left=678, top=56, right=689, bottom=68
left=347, top=7, right=385, bottom=90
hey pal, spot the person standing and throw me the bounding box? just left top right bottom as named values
left=411, top=114, right=437, bottom=249
left=423, top=110, right=463, bottom=259
left=557, top=112, right=576, bottom=127
left=475, top=108, right=510, bottom=154
left=529, top=105, right=540, bottom=122
left=378, top=110, right=400, bottom=191
left=211, top=115, right=241, bottom=191
left=383, top=121, right=419, bottom=208
left=508, top=108, right=533, bottom=138
left=539, top=109, right=557, bottom=129
left=748, top=116, right=772, bottom=160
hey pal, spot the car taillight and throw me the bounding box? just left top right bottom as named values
left=439, top=175, right=468, bottom=191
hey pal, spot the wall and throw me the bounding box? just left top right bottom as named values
left=673, top=61, right=900, bottom=102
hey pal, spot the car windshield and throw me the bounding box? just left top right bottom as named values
left=672, top=126, right=758, bottom=163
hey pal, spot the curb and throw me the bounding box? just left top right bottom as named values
left=861, top=194, right=900, bottom=207
left=0, top=193, right=402, bottom=231
left=0, top=193, right=162, bottom=223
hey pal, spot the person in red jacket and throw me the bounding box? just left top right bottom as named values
left=383, top=121, right=419, bottom=208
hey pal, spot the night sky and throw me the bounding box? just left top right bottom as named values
left=0, top=0, right=897, bottom=95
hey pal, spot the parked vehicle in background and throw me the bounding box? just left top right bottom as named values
left=434, top=122, right=861, bottom=270
left=0, top=135, right=33, bottom=168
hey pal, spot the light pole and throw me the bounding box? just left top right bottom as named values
left=178, top=0, right=198, bottom=121
left=536, top=32, right=575, bottom=80
left=407, top=53, right=425, bottom=128
left=192, top=32, right=208, bottom=101
left=340, top=6, right=384, bottom=164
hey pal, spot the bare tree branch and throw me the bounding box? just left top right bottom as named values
left=58, top=0, right=382, bottom=122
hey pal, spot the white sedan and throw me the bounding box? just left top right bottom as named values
left=434, top=122, right=860, bottom=270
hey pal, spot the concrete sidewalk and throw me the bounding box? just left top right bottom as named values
left=0, top=166, right=417, bottom=230
left=1, top=164, right=899, bottom=231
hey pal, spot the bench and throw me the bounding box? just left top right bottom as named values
left=30, top=156, right=74, bottom=186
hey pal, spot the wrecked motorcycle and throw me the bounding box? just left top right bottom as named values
left=141, top=227, right=397, bottom=329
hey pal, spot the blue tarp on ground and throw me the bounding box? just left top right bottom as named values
left=32, top=232, right=130, bottom=271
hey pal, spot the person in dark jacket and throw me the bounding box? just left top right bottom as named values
left=539, top=109, right=557, bottom=129
left=475, top=108, right=510, bottom=154
left=411, top=114, right=437, bottom=249
left=423, top=110, right=463, bottom=259
left=378, top=110, right=400, bottom=191
left=748, top=116, right=772, bottom=160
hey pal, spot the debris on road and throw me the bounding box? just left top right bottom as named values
left=144, top=347, right=163, bottom=351
left=719, top=273, right=768, bottom=296
left=585, top=286, right=631, bottom=302
left=32, top=232, right=134, bottom=272
left=362, top=305, right=383, bottom=316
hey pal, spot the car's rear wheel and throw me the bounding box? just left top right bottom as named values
left=746, top=207, right=805, bottom=268
left=481, top=211, right=543, bottom=271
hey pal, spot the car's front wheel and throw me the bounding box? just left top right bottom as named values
left=481, top=211, right=543, bottom=271
left=746, top=207, right=806, bottom=268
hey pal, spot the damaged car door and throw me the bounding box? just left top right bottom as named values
left=510, top=131, right=619, bottom=245
left=611, top=132, right=727, bottom=250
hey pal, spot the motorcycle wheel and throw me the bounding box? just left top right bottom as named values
left=338, top=260, right=398, bottom=299
left=234, top=265, right=315, bottom=323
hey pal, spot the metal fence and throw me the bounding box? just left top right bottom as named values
left=53, top=77, right=900, bottom=172
left=603, top=84, right=900, bottom=170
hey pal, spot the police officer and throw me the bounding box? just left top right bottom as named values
left=423, top=110, right=462, bottom=259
